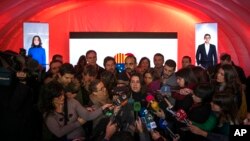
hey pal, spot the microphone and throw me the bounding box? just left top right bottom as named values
left=158, top=118, right=178, bottom=139
left=154, top=92, right=174, bottom=111
left=160, top=85, right=171, bottom=97
left=133, top=101, right=141, bottom=119
left=103, top=107, right=113, bottom=117
left=165, top=107, right=189, bottom=126
left=146, top=95, right=160, bottom=112
left=165, top=107, right=176, bottom=116
left=139, top=107, right=157, bottom=131
left=176, top=109, right=189, bottom=125
left=158, top=85, right=177, bottom=106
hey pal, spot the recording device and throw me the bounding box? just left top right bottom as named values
left=158, top=118, right=178, bottom=139
left=0, top=51, right=43, bottom=86
left=0, top=51, right=22, bottom=86
left=139, top=107, right=157, bottom=131
left=111, top=86, right=130, bottom=106
left=103, top=86, right=132, bottom=131
left=103, top=87, right=129, bottom=117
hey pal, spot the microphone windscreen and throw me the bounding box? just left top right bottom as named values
left=159, top=118, right=168, bottom=129
left=146, top=95, right=154, bottom=103
left=159, top=118, right=177, bottom=138
left=134, top=102, right=141, bottom=112
left=139, top=107, right=147, bottom=117
left=160, top=85, right=171, bottom=95
left=176, top=109, right=187, bottom=120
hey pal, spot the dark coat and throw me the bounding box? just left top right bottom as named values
left=196, top=43, right=217, bottom=69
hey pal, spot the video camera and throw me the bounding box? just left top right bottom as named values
left=111, top=86, right=130, bottom=106
left=0, top=51, right=22, bottom=86
left=0, top=50, right=42, bottom=86
left=102, top=86, right=130, bottom=120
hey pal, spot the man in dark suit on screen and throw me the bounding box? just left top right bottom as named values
left=196, top=33, right=217, bottom=69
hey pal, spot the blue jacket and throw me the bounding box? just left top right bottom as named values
left=28, top=46, right=46, bottom=68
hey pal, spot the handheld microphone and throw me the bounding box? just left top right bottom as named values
left=160, top=85, right=171, bottom=97
left=133, top=101, right=141, bottom=119
left=158, top=118, right=178, bottom=139
left=146, top=95, right=160, bottom=112
left=165, top=107, right=176, bottom=116
left=139, top=107, right=157, bottom=131
left=165, top=107, right=189, bottom=126
left=176, top=109, right=189, bottom=125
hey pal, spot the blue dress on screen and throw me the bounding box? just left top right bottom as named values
left=28, top=46, right=46, bottom=69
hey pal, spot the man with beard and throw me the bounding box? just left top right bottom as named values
left=118, top=55, right=137, bottom=84
left=153, top=53, right=164, bottom=80
left=162, top=59, right=178, bottom=88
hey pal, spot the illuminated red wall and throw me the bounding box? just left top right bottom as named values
left=0, top=0, right=249, bottom=75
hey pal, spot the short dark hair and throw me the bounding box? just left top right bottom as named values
left=125, top=55, right=137, bottom=64
left=176, top=67, right=197, bottom=86
left=82, top=64, right=97, bottom=77
left=220, top=53, right=231, bottom=61
left=154, top=53, right=164, bottom=61
left=59, top=63, right=75, bottom=76
left=52, top=54, right=62, bottom=61
left=204, top=33, right=211, bottom=38
left=103, top=56, right=116, bottom=67
left=182, top=56, right=192, bottom=63
left=49, top=60, right=63, bottom=67
left=164, top=59, right=176, bottom=70
left=86, top=50, right=97, bottom=57
left=89, top=79, right=102, bottom=94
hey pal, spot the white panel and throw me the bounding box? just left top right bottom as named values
left=70, top=38, right=178, bottom=68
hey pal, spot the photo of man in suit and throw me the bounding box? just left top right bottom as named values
left=196, top=33, right=217, bottom=69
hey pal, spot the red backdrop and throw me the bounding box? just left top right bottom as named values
left=0, top=0, right=250, bottom=75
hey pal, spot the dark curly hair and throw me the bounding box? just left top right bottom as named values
left=40, top=81, right=64, bottom=118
